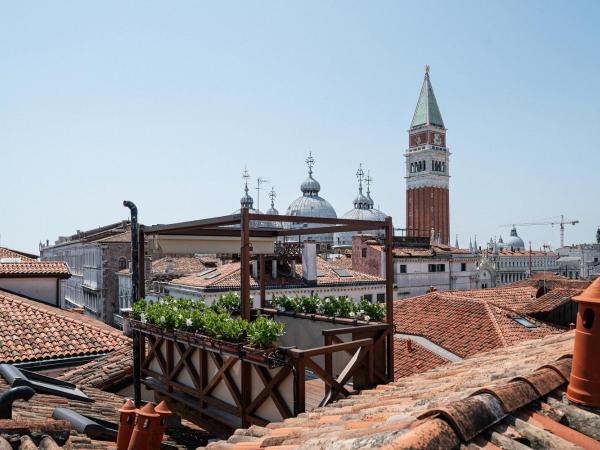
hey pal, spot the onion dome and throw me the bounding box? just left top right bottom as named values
left=333, top=165, right=386, bottom=248
left=230, top=168, right=271, bottom=228
left=504, top=226, right=525, bottom=250
left=285, top=153, right=337, bottom=243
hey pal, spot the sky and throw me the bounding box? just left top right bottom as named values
left=1, top=1, right=599, bottom=254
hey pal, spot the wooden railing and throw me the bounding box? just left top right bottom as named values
left=132, top=320, right=392, bottom=437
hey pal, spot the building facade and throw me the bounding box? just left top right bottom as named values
left=557, top=243, right=600, bottom=279
left=406, top=66, right=450, bottom=245
left=40, top=221, right=131, bottom=325
left=351, top=235, right=478, bottom=298
left=476, top=229, right=559, bottom=288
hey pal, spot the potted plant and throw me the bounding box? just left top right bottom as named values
left=244, top=315, right=285, bottom=361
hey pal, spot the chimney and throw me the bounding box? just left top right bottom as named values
left=166, top=258, right=174, bottom=274
left=251, top=260, right=258, bottom=279
left=567, top=277, right=600, bottom=407
left=271, top=260, right=278, bottom=279
left=302, top=241, right=317, bottom=285
left=116, top=399, right=136, bottom=450
left=406, top=339, right=413, bottom=352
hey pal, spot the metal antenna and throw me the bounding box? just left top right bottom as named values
left=255, top=177, right=269, bottom=212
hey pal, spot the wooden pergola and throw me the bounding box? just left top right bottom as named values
left=134, top=208, right=395, bottom=413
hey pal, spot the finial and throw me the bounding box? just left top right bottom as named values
left=268, top=187, right=276, bottom=208
left=425, top=64, right=430, bottom=74
left=365, top=171, right=372, bottom=194
left=242, top=167, right=250, bottom=195
left=306, top=152, right=315, bottom=176
left=356, top=163, right=364, bottom=193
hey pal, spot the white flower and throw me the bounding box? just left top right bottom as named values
left=159, top=316, right=166, bottom=323
left=364, top=315, right=370, bottom=322
left=178, top=315, right=183, bottom=320
left=325, top=299, right=330, bottom=303
left=349, top=311, right=356, bottom=318
left=186, top=318, right=193, bottom=327
left=278, top=306, right=285, bottom=312
left=140, top=313, right=147, bottom=324
left=159, top=299, right=164, bottom=304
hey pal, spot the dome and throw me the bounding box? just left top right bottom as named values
left=300, top=175, right=321, bottom=196
left=230, top=169, right=269, bottom=228
left=285, top=153, right=337, bottom=243
left=504, top=226, right=525, bottom=250
left=333, top=165, right=386, bottom=248
left=264, top=188, right=283, bottom=229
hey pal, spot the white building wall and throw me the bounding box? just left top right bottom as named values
left=0, top=278, right=58, bottom=306
left=165, top=283, right=386, bottom=306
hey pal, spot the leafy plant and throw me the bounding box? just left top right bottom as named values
left=247, top=314, right=285, bottom=349
left=220, top=318, right=249, bottom=343
left=298, top=295, right=320, bottom=314
left=356, top=298, right=385, bottom=322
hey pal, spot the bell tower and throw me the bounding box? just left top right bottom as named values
left=405, top=66, right=450, bottom=244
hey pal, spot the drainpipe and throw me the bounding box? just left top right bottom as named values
left=123, top=200, right=141, bottom=408
left=0, top=386, right=35, bottom=419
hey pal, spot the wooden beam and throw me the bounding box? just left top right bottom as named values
left=250, top=213, right=386, bottom=228
left=143, top=214, right=242, bottom=234
left=276, top=223, right=383, bottom=237
left=385, top=216, right=394, bottom=382
left=241, top=208, right=251, bottom=321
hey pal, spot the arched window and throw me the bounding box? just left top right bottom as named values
left=118, top=257, right=128, bottom=271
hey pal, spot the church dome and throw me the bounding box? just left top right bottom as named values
left=504, top=226, right=525, bottom=250
left=264, top=187, right=282, bottom=229
left=285, top=153, right=337, bottom=243
left=333, top=165, right=386, bottom=248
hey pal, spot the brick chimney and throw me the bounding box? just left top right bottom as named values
left=302, top=241, right=317, bottom=285
left=567, top=277, right=600, bottom=407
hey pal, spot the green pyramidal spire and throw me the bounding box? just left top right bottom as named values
left=410, top=65, right=444, bottom=128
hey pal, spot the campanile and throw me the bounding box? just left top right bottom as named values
left=405, top=66, right=450, bottom=244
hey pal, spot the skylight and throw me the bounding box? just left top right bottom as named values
left=197, top=268, right=217, bottom=277
left=332, top=268, right=352, bottom=278
left=316, top=270, right=326, bottom=277
left=512, top=316, right=538, bottom=328
left=204, top=272, right=221, bottom=280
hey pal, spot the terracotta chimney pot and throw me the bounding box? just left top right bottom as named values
left=567, top=277, right=600, bottom=407
left=150, top=401, right=173, bottom=450
left=116, top=399, right=136, bottom=450
left=127, top=402, right=160, bottom=450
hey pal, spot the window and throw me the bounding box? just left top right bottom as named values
left=363, top=294, right=373, bottom=302
left=399, top=264, right=407, bottom=274
left=428, top=264, right=445, bottom=272
left=377, top=293, right=385, bottom=303
left=118, top=257, right=128, bottom=271
left=461, top=263, right=467, bottom=272
left=362, top=248, right=367, bottom=258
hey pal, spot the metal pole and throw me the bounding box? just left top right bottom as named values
left=241, top=208, right=251, bottom=321
left=384, top=217, right=394, bottom=381
left=123, top=200, right=142, bottom=407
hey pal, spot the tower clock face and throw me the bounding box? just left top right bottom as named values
left=433, top=133, right=442, bottom=145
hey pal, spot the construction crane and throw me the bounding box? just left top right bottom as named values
left=501, top=215, right=579, bottom=247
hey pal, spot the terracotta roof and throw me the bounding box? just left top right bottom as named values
left=0, top=248, right=36, bottom=261
left=519, top=287, right=583, bottom=315
left=201, top=331, right=579, bottom=449
left=0, top=247, right=70, bottom=278
left=392, top=290, right=563, bottom=359
left=95, top=229, right=131, bottom=243
left=60, top=344, right=133, bottom=391
left=508, top=272, right=591, bottom=290
left=0, top=376, right=210, bottom=448
left=171, top=257, right=384, bottom=290
left=393, top=337, right=450, bottom=380
left=0, top=290, right=128, bottom=363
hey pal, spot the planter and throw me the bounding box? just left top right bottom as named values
left=243, top=345, right=278, bottom=363
left=213, top=339, right=246, bottom=354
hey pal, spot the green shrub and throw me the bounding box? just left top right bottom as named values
left=247, top=314, right=285, bottom=349
left=356, top=298, right=385, bottom=322
left=298, top=295, right=320, bottom=314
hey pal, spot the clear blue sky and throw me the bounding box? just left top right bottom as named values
left=1, top=1, right=598, bottom=254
